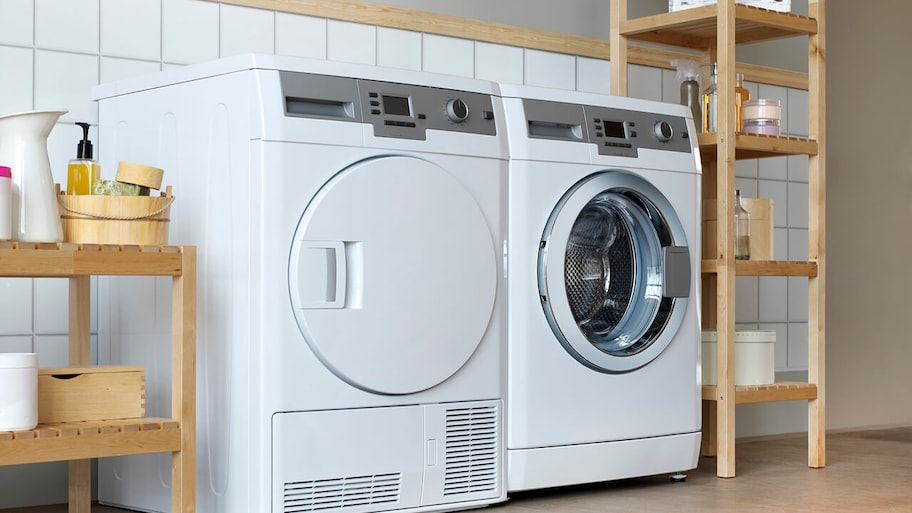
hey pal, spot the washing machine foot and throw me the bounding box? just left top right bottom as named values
left=669, top=472, right=687, bottom=482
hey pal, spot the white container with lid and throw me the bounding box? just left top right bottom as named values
left=0, top=352, right=39, bottom=431
left=742, top=98, right=782, bottom=122
left=702, top=330, right=776, bottom=386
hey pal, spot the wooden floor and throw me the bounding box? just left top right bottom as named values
left=7, top=427, right=912, bottom=513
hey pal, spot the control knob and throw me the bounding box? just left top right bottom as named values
left=654, top=120, right=674, bottom=142
left=446, top=98, right=470, bottom=123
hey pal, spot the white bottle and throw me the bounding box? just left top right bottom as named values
left=0, top=165, right=11, bottom=240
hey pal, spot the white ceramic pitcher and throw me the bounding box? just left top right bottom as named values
left=0, top=109, right=68, bottom=242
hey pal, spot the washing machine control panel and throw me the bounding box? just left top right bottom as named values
left=520, top=98, right=692, bottom=157
left=279, top=71, right=497, bottom=141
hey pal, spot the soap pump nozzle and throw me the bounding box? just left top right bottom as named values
left=76, top=122, right=93, bottom=160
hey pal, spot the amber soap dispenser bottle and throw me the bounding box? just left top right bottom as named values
left=67, top=122, right=99, bottom=195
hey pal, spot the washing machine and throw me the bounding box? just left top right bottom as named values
left=92, top=54, right=507, bottom=513
left=500, top=84, right=702, bottom=492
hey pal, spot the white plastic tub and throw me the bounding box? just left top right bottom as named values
left=702, top=330, right=776, bottom=386
left=0, top=352, right=39, bottom=431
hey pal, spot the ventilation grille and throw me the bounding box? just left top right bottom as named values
left=283, top=473, right=401, bottom=512
left=443, top=405, right=499, bottom=496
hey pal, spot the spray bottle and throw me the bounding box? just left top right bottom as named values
left=671, top=59, right=701, bottom=130
left=67, top=122, right=100, bottom=195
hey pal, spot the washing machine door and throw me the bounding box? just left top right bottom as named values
left=538, top=170, right=691, bottom=373
left=289, top=155, right=497, bottom=395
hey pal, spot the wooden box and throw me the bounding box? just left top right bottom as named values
left=703, top=198, right=773, bottom=260
left=38, top=366, right=145, bottom=423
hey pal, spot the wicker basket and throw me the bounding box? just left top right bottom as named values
left=57, top=185, right=174, bottom=245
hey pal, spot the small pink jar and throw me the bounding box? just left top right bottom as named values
left=743, top=119, right=780, bottom=136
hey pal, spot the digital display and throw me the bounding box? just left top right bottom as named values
left=382, top=95, right=411, bottom=116
left=603, top=120, right=627, bottom=139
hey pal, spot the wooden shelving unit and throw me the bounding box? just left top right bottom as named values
left=0, top=242, right=196, bottom=513
left=609, top=0, right=825, bottom=477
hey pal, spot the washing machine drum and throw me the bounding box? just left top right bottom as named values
left=539, top=170, right=691, bottom=373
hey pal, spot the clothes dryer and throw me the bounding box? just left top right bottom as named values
left=93, top=54, right=507, bottom=513
left=501, top=85, right=702, bottom=491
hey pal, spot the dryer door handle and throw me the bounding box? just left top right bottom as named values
left=292, top=240, right=348, bottom=309
left=662, top=246, right=691, bottom=299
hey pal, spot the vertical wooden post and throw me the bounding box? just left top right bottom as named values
left=172, top=246, right=197, bottom=513
left=68, top=275, right=92, bottom=513
left=609, top=0, right=627, bottom=96
left=807, top=0, right=826, bottom=469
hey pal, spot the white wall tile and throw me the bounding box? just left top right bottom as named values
left=100, top=0, right=161, bottom=60
left=0, top=0, right=34, bottom=46
left=100, top=56, right=161, bottom=84
left=33, top=278, right=68, bottom=333
left=735, top=177, right=758, bottom=198
left=524, top=49, right=574, bottom=90
left=219, top=4, right=274, bottom=58
left=35, top=0, right=99, bottom=54
left=661, top=68, right=676, bottom=104
left=773, top=227, right=788, bottom=260
left=377, top=27, right=421, bottom=71
left=788, top=277, right=808, bottom=322
left=787, top=322, right=808, bottom=369
left=326, top=20, right=375, bottom=65
left=788, top=228, right=809, bottom=261
left=758, top=276, right=788, bottom=323
left=577, top=57, right=611, bottom=95
left=276, top=13, right=327, bottom=60
left=787, top=87, right=809, bottom=137
left=0, top=46, right=34, bottom=114
left=788, top=181, right=809, bottom=228
left=0, top=279, right=33, bottom=334
left=34, top=50, right=99, bottom=124
left=758, top=155, right=787, bottom=181
left=0, top=335, right=33, bottom=352
left=735, top=158, right=758, bottom=178
left=758, top=179, right=787, bottom=228
left=735, top=276, right=759, bottom=323
left=162, top=0, right=218, bottom=64
left=788, top=154, right=809, bottom=183
left=627, top=64, right=662, bottom=101
left=475, top=42, right=523, bottom=85
left=34, top=334, right=69, bottom=367
left=422, top=34, right=473, bottom=78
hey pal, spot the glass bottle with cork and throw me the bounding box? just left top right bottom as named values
left=735, top=72, right=750, bottom=132
left=734, top=189, right=751, bottom=260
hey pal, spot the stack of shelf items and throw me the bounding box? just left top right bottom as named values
left=609, top=0, right=825, bottom=478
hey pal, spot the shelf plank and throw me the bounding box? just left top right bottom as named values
left=703, top=382, right=818, bottom=404
left=701, top=259, right=818, bottom=277
left=697, top=132, right=818, bottom=159
left=621, top=4, right=817, bottom=48
left=0, top=242, right=184, bottom=277
left=0, top=418, right=181, bottom=466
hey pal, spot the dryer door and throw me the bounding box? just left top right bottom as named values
left=289, top=155, right=497, bottom=395
left=539, top=170, right=691, bottom=373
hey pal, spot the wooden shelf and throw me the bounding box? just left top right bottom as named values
left=0, top=243, right=196, bottom=513
left=0, top=418, right=180, bottom=466
left=696, top=132, right=819, bottom=159
left=611, top=0, right=825, bottom=478
left=701, top=259, right=818, bottom=277
left=703, top=382, right=818, bottom=404
left=620, top=4, right=817, bottom=48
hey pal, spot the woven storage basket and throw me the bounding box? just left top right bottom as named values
left=57, top=185, right=174, bottom=245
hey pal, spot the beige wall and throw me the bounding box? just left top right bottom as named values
left=826, top=0, right=912, bottom=431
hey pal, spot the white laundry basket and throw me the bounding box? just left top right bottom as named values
left=0, top=352, right=39, bottom=431
left=702, top=330, right=776, bottom=386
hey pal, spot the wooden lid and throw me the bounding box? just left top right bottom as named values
left=115, top=161, right=164, bottom=190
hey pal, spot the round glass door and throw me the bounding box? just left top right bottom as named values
left=538, top=170, right=691, bottom=373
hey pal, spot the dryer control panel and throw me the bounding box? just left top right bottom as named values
left=280, top=71, right=497, bottom=141
left=521, top=98, right=692, bottom=157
